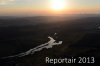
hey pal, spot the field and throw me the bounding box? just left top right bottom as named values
left=0, top=15, right=100, bottom=66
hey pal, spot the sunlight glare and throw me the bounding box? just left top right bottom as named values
left=50, top=0, right=67, bottom=11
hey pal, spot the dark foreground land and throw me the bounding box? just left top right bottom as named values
left=0, top=15, right=100, bottom=66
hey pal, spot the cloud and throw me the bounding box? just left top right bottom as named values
left=0, top=0, right=15, bottom=5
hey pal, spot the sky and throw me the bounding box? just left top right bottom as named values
left=0, top=0, right=100, bottom=16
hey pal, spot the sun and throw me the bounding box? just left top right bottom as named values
left=50, top=0, right=67, bottom=11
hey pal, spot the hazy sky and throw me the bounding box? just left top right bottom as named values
left=0, top=0, right=100, bottom=16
